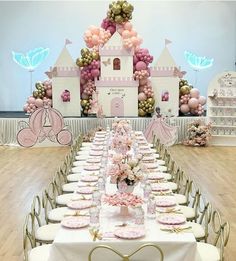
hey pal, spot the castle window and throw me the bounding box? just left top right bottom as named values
left=161, top=91, right=169, bottom=102
left=113, top=58, right=120, bottom=70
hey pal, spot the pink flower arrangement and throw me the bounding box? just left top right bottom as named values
left=183, top=120, right=212, bottom=147
left=83, top=126, right=105, bottom=142
left=103, top=192, right=143, bottom=207
left=112, top=119, right=132, bottom=134
left=108, top=154, right=144, bottom=185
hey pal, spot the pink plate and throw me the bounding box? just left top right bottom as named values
left=148, top=173, right=165, bottom=180
left=93, top=142, right=104, bottom=146
left=84, top=165, right=100, bottom=171
left=91, top=146, right=104, bottom=151
left=61, top=216, right=89, bottom=229
left=67, top=200, right=92, bottom=209
left=80, top=175, right=98, bottom=182
left=157, top=214, right=186, bottom=225
left=151, top=183, right=169, bottom=192
left=156, top=199, right=176, bottom=207
left=77, top=187, right=96, bottom=194
left=138, top=145, right=150, bottom=150
left=114, top=227, right=145, bottom=239
left=86, top=158, right=101, bottom=164
left=89, top=150, right=103, bottom=156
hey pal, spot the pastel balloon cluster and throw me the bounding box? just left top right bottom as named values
left=23, top=80, right=53, bottom=114
left=101, top=18, right=116, bottom=35
left=180, top=87, right=206, bottom=116
left=81, top=80, right=96, bottom=100
left=134, top=69, right=150, bottom=80
left=76, top=48, right=99, bottom=68
left=84, top=26, right=111, bottom=49
left=117, top=22, right=142, bottom=50
left=81, top=60, right=100, bottom=80
left=107, top=0, right=134, bottom=24
left=138, top=80, right=154, bottom=98
left=134, top=48, right=153, bottom=66
left=61, top=90, right=70, bottom=102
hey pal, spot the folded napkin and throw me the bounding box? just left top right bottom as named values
left=160, top=226, right=192, bottom=233
left=89, top=228, right=103, bottom=241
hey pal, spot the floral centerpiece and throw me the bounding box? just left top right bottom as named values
left=108, top=153, right=146, bottom=191
left=103, top=192, right=143, bottom=216
left=183, top=120, right=212, bottom=146
left=83, top=126, right=105, bottom=142
left=112, top=119, right=132, bottom=134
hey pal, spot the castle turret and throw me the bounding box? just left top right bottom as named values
left=51, top=46, right=80, bottom=117
left=151, top=46, right=180, bottom=116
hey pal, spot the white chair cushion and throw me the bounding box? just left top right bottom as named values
left=72, top=161, right=86, bottom=167
left=82, top=142, right=92, bottom=147
left=187, top=222, right=205, bottom=239
left=76, top=151, right=89, bottom=156
left=28, top=244, right=51, bottom=261
left=166, top=182, right=178, bottom=191
left=197, top=242, right=220, bottom=261
left=153, top=153, right=160, bottom=159
left=62, top=182, right=78, bottom=193
left=156, top=159, right=165, bottom=166
left=48, top=207, right=73, bottom=222
left=148, top=143, right=154, bottom=148
left=71, top=166, right=84, bottom=173
left=35, top=223, right=61, bottom=241
left=56, top=193, right=74, bottom=206
left=179, top=205, right=195, bottom=220
left=158, top=166, right=167, bottom=172
left=75, top=155, right=88, bottom=161
left=173, top=193, right=187, bottom=205
left=79, top=147, right=90, bottom=151
left=67, top=174, right=81, bottom=182
left=162, top=173, right=172, bottom=181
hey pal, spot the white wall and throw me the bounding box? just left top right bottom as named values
left=0, top=0, right=235, bottom=111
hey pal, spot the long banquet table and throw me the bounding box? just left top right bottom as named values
left=47, top=131, right=201, bottom=261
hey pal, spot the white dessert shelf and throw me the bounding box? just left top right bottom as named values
left=207, top=71, right=236, bottom=146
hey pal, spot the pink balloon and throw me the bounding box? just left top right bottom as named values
left=35, top=98, right=43, bottom=108
left=28, top=96, right=35, bottom=104
left=107, top=26, right=115, bottom=34
left=23, top=104, right=28, bottom=112
left=188, top=98, right=199, bottom=109
left=91, top=69, right=100, bottom=77
left=46, top=89, right=52, bottom=98
left=92, top=35, right=99, bottom=45
left=135, top=61, right=147, bottom=71
left=122, top=30, right=130, bottom=39
left=130, top=30, right=137, bottom=37
left=180, top=104, right=190, bottom=114
left=190, top=88, right=200, bottom=98
left=138, top=92, right=147, bottom=101
left=124, top=22, right=132, bottom=30
left=199, top=96, right=206, bottom=105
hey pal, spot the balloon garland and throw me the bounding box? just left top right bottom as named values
left=179, top=79, right=206, bottom=116
left=77, top=0, right=155, bottom=116
left=23, top=80, right=52, bottom=114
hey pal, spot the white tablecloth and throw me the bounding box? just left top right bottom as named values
left=48, top=184, right=199, bottom=261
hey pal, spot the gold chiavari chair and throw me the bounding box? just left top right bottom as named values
left=88, top=243, right=164, bottom=261
left=23, top=213, right=51, bottom=261
left=197, top=210, right=230, bottom=261
left=30, top=195, right=60, bottom=245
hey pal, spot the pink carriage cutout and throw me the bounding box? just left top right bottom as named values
left=17, top=102, right=72, bottom=147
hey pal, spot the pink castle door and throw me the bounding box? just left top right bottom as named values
left=111, top=97, right=124, bottom=116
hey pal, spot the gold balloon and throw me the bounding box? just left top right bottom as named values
left=147, top=97, right=155, bottom=106
left=112, top=4, right=121, bottom=14
left=180, top=85, right=190, bottom=95
left=114, top=15, right=123, bottom=23
left=81, top=99, right=88, bottom=107
left=138, top=108, right=146, bottom=117
left=81, top=48, right=89, bottom=56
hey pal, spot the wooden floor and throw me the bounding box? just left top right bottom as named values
left=0, top=144, right=235, bottom=261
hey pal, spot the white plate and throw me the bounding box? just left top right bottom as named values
left=77, top=187, right=96, bottom=194
left=80, top=175, right=98, bottom=182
